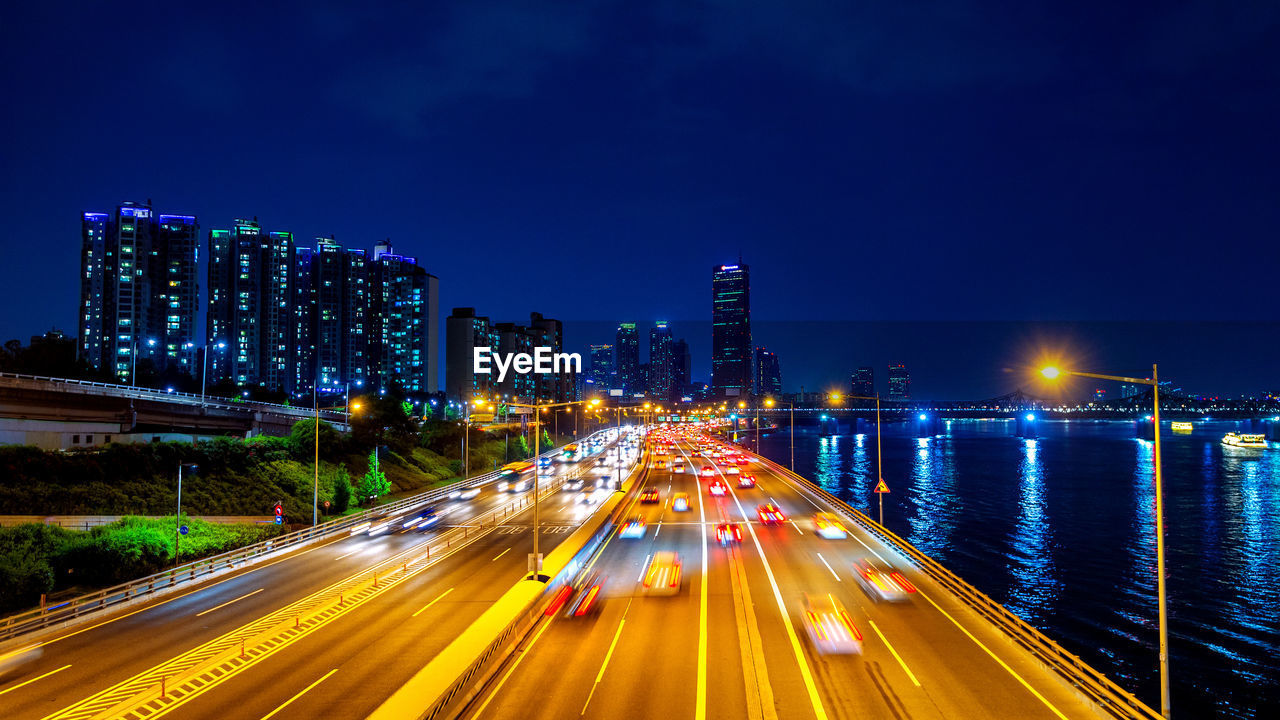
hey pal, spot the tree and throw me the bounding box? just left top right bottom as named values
left=539, top=429, right=553, bottom=452
left=288, top=419, right=342, bottom=461
left=330, top=467, right=352, bottom=514
left=355, top=452, right=390, bottom=505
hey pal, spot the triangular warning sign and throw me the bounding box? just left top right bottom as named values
left=874, top=479, right=890, bottom=493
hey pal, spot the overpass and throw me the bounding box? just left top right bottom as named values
left=0, top=372, right=349, bottom=450
left=0, top=428, right=1162, bottom=720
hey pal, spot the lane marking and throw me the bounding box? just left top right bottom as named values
left=333, top=549, right=358, bottom=561
left=259, top=668, right=337, bottom=720
left=696, top=449, right=709, bottom=720
left=637, top=554, right=651, bottom=583
left=0, top=664, right=71, bottom=696
left=581, top=617, right=627, bottom=715
left=790, top=520, right=804, bottom=535
left=868, top=620, right=921, bottom=687
left=848, top=532, right=891, bottom=565
left=917, top=589, right=1069, bottom=720
left=411, top=588, right=454, bottom=618
left=195, top=588, right=265, bottom=617
left=815, top=553, right=841, bottom=582
left=492, top=547, right=511, bottom=562
left=653, top=522, right=662, bottom=539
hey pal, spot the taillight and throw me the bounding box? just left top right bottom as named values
left=545, top=585, right=573, bottom=616
left=841, top=611, right=863, bottom=641
left=890, top=572, right=917, bottom=593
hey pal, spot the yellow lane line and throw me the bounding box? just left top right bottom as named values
left=581, top=617, right=627, bottom=715
left=917, top=590, right=1070, bottom=720
left=258, top=668, right=337, bottom=720
left=492, top=547, right=511, bottom=562
left=695, top=446, right=710, bottom=720
left=868, top=620, right=921, bottom=687
left=0, top=664, right=71, bottom=696
left=470, top=612, right=558, bottom=719
left=195, top=588, right=264, bottom=617
left=411, top=588, right=455, bottom=618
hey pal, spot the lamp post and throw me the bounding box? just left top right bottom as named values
left=131, top=337, right=156, bottom=387
left=174, top=463, right=197, bottom=566
left=831, top=392, right=885, bottom=525
left=200, top=341, right=226, bottom=406
left=1041, top=364, right=1170, bottom=719
left=764, top=397, right=795, bottom=470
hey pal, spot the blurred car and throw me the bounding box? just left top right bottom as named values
left=725, top=465, right=741, bottom=475
left=802, top=593, right=862, bottom=654
left=566, top=571, right=606, bottom=618
left=700, top=466, right=716, bottom=478
left=642, top=551, right=682, bottom=596
left=655, top=460, right=667, bottom=469
left=735, top=456, right=750, bottom=466
left=0, top=645, right=42, bottom=680
left=640, top=488, right=660, bottom=504
left=672, top=492, right=690, bottom=511
left=737, top=474, right=757, bottom=488
left=402, top=506, right=441, bottom=530
left=538, top=456, right=553, bottom=468
left=448, top=486, right=481, bottom=500
left=620, top=516, right=647, bottom=538
left=852, top=560, right=917, bottom=602
left=813, top=512, right=848, bottom=539
left=708, top=480, right=728, bottom=496
left=757, top=503, right=786, bottom=525
left=563, top=478, right=585, bottom=491
left=715, top=522, right=743, bottom=545
left=673, top=464, right=685, bottom=474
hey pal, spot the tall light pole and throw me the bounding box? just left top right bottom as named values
left=313, top=401, right=320, bottom=526
left=200, top=341, right=226, bottom=406
left=831, top=392, right=885, bottom=525
left=1042, top=364, right=1170, bottom=719
left=174, top=463, right=196, bottom=566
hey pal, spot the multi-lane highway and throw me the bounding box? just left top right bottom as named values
left=469, top=431, right=1105, bottom=720
left=0, top=431, right=640, bottom=720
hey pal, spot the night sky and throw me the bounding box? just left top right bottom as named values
left=2, top=2, right=1277, bottom=396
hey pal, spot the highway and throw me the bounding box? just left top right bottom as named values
left=468, top=433, right=1106, bottom=720
left=0, top=431, right=640, bottom=720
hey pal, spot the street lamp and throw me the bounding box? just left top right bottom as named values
left=131, top=337, right=157, bottom=387
left=1041, top=364, right=1170, bottom=720
left=200, top=341, right=226, bottom=406
left=764, top=397, right=796, bottom=471
left=834, top=392, right=885, bottom=526
left=174, top=463, right=197, bottom=566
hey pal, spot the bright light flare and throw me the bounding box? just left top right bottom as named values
left=1040, top=366, right=1061, bottom=379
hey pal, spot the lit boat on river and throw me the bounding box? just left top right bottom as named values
left=1221, top=432, right=1268, bottom=449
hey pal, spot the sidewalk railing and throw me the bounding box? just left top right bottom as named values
left=0, top=431, right=612, bottom=644
left=749, top=450, right=1164, bottom=720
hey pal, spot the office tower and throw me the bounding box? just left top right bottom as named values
left=446, top=307, right=499, bottom=402
left=755, top=347, right=782, bottom=396
left=1120, top=384, right=1142, bottom=399
left=711, top=263, right=751, bottom=398
left=671, top=338, right=691, bottom=398
left=314, top=237, right=368, bottom=393
left=529, top=312, right=570, bottom=402
left=615, top=322, right=639, bottom=394
left=648, top=321, right=674, bottom=400
left=369, top=242, right=439, bottom=394
left=205, top=219, right=295, bottom=390
left=589, top=344, right=613, bottom=388
left=888, top=363, right=911, bottom=401
left=79, top=201, right=199, bottom=383
left=852, top=366, right=874, bottom=398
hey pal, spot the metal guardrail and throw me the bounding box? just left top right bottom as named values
left=0, top=431, right=613, bottom=644
left=748, top=450, right=1164, bottom=720
left=0, top=371, right=346, bottom=423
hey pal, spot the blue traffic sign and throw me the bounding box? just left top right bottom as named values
left=274, top=516, right=283, bottom=525
left=179, top=525, right=189, bottom=535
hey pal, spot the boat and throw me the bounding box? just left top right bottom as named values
left=1221, top=432, right=1268, bottom=449
left=1171, top=421, right=1193, bottom=433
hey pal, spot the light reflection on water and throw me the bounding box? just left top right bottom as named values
left=759, top=419, right=1280, bottom=718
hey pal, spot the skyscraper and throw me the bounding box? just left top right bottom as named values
left=888, top=363, right=911, bottom=401
left=852, top=366, right=874, bottom=398
left=711, top=263, right=751, bottom=397
left=369, top=242, right=439, bottom=394
left=313, top=237, right=368, bottom=392
left=615, top=322, right=639, bottom=394
left=648, top=321, right=674, bottom=400
left=671, top=338, right=691, bottom=399
left=589, top=344, right=613, bottom=386
left=529, top=312, right=571, bottom=401
left=755, top=347, right=782, bottom=396
left=446, top=307, right=499, bottom=402
left=79, top=201, right=199, bottom=382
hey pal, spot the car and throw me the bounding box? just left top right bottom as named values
left=642, top=551, right=682, bottom=596
left=700, top=466, right=716, bottom=478
left=566, top=572, right=607, bottom=617
left=655, top=460, right=667, bottom=469
left=563, top=478, right=585, bottom=491
left=620, top=516, right=647, bottom=538
left=640, top=488, right=660, bottom=504
left=737, top=474, right=757, bottom=488
left=813, top=512, right=848, bottom=539
left=735, top=456, right=750, bottom=465
left=401, top=506, right=440, bottom=530
left=802, top=593, right=862, bottom=654
left=673, top=464, right=685, bottom=474
left=708, top=480, right=728, bottom=496
left=852, top=560, right=917, bottom=602
left=448, top=486, right=481, bottom=500
left=725, top=465, right=741, bottom=475
left=715, top=522, right=743, bottom=545
left=672, top=492, right=690, bottom=511
left=538, top=456, right=553, bottom=467
left=757, top=503, right=786, bottom=525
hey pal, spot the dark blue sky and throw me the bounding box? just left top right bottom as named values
left=2, top=2, right=1277, bottom=395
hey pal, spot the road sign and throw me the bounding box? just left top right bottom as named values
left=274, top=516, right=283, bottom=525
left=179, top=525, right=188, bottom=535
left=273, top=502, right=283, bottom=518
left=874, top=479, right=890, bottom=494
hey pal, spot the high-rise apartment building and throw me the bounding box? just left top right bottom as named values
left=589, top=344, right=614, bottom=387
left=79, top=201, right=199, bottom=382
left=313, top=237, right=368, bottom=393
left=852, top=366, right=874, bottom=398
left=755, top=347, right=782, bottom=396
left=369, top=243, right=439, bottom=394
left=615, top=322, right=639, bottom=394
left=529, top=312, right=572, bottom=401
left=711, top=263, right=751, bottom=397
left=446, top=308, right=500, bottom=403
left=648, top=322, right=673, bottom=400
left=888, top=363, right=911, bottom=401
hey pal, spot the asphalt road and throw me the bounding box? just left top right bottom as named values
left=0, top=431, right=641, bottom=720
left=469, top=434, right=1108, bottom=720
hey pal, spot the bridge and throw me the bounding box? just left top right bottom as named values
left=0, top=372, right=349, bottom=449
left=0, top=428, right=1163, bottom=720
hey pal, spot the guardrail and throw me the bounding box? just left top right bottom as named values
left=748, top=449, right=1164, bottom=720
left=0, top=430, right=616, bottom=644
